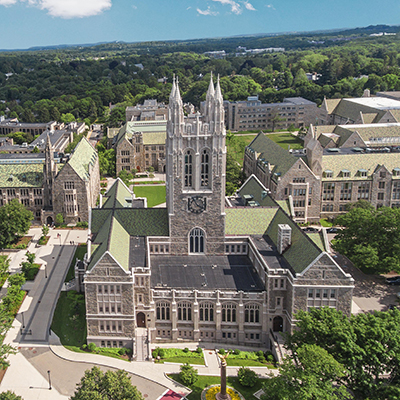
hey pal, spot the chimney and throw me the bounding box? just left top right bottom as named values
left=277, top=224, right=291, bottom=254
left=363, top=89, right=370, bottom=97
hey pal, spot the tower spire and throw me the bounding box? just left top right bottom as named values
left=215, top=74, right=223, bottom=102
left=206, top=72, right=215, bottom=99
left=174, top=76, right=183, bottom=103
left=169, top=74, right=176, bottom=102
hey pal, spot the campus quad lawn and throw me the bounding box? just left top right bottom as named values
left=64, top=243, right=86, bottom=282
left=267, top=132, right=303, bottom=150
left=133, top=185, right=166, bottom=207
left=51, top=291, right=86, bottom=347
left=169, top=374, right=266, bottom=400
left=154, top=348, right=205, bottom=365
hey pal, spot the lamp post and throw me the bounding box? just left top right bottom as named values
left=21, top=312, right=25, bottom=329
left=44, top=264, right=47, bottom=279
left=47, top=370, right=52, bottom=390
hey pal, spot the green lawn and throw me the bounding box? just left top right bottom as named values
left=64, top=244, right=87, bottom=283
left=51, top=291, right=87, bottom=347
left=133, top=185, right=166, bottom=207
left=320, top=218, right=333, bottom=227
left=226, top=359, right=276, bottom=367
left=24, top=263, right=40, bottom=281
left=266, top=132, right=303, bottom=150
left=169, top=374, right=266, bottom=400
left=153, top=347, right=205, bottom=365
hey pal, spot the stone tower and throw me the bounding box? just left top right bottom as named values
left=43, top=134, right=56, bottom=210
left=166, top=74, right=226, bottom=255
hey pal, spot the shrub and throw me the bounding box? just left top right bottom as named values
left=55, top=213, right=64, bottom=226
left=81, top=344, right=87, bottom=350
left=118, top=348, right=127, bottom=355
left=42, top=224, right=49, bottom=237
left=152, top=349, right=158, bottom=358
left=88, top=343, right=97, bottom=352
left=196, top=347, right=203, bottom=354
left=179, top=363, right=198, bottom=386
left=76, top=221, right=88, bottom=228
left=256, top=350, right=264, bottom=357
left=183, top=347, right=190, bottom=353
left=237, top=366, right=257, bottom=387
left=266, top=354, right=275, bottom=363
left=158, top=348, right=165, bottom=358
left=218, top=348, right=226, bottom=355
left=234, top=349, right=241, bottom=356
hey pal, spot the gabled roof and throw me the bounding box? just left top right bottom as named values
left=67, top=136, right=97, bottom=181
left=247, top=132, right=298, bottom=180
left=114, top=121, right=167, bottom=147
left=0, top=163, right=43, bottom=188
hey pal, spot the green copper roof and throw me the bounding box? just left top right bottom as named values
left=108, top=216, right=130, bottom=270
left=226, top=208, right=278, bottom=235
left=247, top=133, right=298, bottom=181
left=68, top=137, right=98, bottom=181
left=237, top=175, right=277, bottom=207
left=0, top=163, right=43, bottom=188
left=266, top=208, right=322, bottom=274
left=142, top=132, right=166, bottom=145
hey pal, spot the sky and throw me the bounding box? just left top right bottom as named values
left=0, top=0, right=399, bottom=50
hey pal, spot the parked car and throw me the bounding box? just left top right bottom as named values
left=386, top=277, right=400, bottom=285
left=303, top=227, right=319, bottom=233
left=327, top=227, right=338, bottom=234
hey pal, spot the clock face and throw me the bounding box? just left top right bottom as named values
left=188, top=196, right=206, bottom=214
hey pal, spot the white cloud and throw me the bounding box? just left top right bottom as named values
left=187, top=6, right=191, bottom=10
left=212, top=0, right=242, bottom=15
left=132, top=4, right=137, bottom=9
left=266, top=4, right=276, bottom=10
left=0, top=0, right=17, bottom=5
left=243, top=1, right=256, bottom=11
left=197, top=6, right=218, bottom=16
left=1, top=0, right=112, bottom=18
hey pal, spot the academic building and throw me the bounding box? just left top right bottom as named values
left=0, top=136, right=100, bottom=225
left=244, top=122, right=400, bottom=222
left=78, top=77, right=354, bottom=357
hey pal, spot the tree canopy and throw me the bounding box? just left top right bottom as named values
left=0, top=200, right=33, bottom=249
left=332, top=205, right=400, bottom=273
left=70, top=366, right=143, bottom=400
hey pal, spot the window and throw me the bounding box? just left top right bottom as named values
left=156, top=302, right=170, bottom=320
left=200, top=149, right=209, bottom=187
left=323, top=183, right=335, bottom=201
left=184, top=150, right=193, bottom=188
left=380, top=171, right=386, bottom=178
left=357, top=182, right=370, bottom=200
left=378, top=192, right=385, bottom=200
left=64, top=182, right=74, bottom=190
left=393, top=182, right=400, bottom=199
left=177, top=302, right=192, bottom=321
left=199, top=302, right=214, bottom=322
left=340, top=182, right=352, bottom=201
left=293, top=188, right=306, bottom=196
left=244, top=304, right=260, bottom=323
left=121, top=150, right=130, bottom=156
left=293, top=177, right=305, bottom=183
left=189, top=228, right=205, bottom=253
left=222, top=303, right=236, bottom=322
left=379, top=182, right=385, bottom=189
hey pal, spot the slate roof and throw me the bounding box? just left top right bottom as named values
left=67, top=137, right=97, bottom=181
left=225, top=208, right=278, bottom=235
left=321, top=151, right=400, bottom=180
left=247, top=133, right=298, bottom=181
left=114, top=121, right=167, bottom=146
left=0, top=163, right=43, bottom=188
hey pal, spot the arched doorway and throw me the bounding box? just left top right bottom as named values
left=273, top=316, right=283, bottom=332
left=137, top=312, right=146, bottom=328
left=46, top=216, right=53, bottom=226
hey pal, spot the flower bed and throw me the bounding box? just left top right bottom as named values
left=5, top=236, right=32, bottom=249
left=202, top=385, right=244, bottom=400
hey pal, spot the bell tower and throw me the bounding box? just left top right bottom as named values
left=43, top=134, right=56, bottom=210
left=166, top=75, right=226, bottom=255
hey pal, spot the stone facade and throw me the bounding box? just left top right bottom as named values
left=82, top=78, right=354, bottom=354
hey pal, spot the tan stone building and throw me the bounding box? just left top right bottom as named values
left=78, top=78, right=353, bottom=357
left=221, top=96, right=319, bottom=132
left=0, top=136, right=100, bottom=225
left=126, top=100, right=168, bottom=122
left=113, top=120, right=167, bottom=174
left=244, top=128, right=400, bottom=222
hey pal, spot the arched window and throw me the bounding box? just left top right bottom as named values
left=200, top=149, right=210, bottom=187
left=156, top=302, right=170, bottom=320
left=177, top=302, right=192, bottom=321
left=244, top=304, right=260, bottom=323
left=184, top=150, right=193, bottom=188
left=199, top=302, right=214, bottom=322
left=189, top=228, right=205, bottom=253
left=222, top=303, right=237, bottom=322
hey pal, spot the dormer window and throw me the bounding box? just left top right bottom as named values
left=393, top=168, right=400, bottom=176
left=324, top=170, right=333, bottom=178
left=341, top=169, right=350, bottom=178
left=358, top=169, right=367, bottom=177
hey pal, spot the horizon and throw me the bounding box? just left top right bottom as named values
left=0, top=0, right=398, bottom=50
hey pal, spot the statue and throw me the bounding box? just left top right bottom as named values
left=216, top=351, right=231, bottom=400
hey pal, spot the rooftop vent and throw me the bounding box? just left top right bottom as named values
left=277, top=224, right=292, bottom=255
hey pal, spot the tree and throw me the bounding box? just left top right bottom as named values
left=42, top=225, right=49, bottom=237
left=179, top=363, right=198, bottom=386
left=286, top=307, right=400, bottom=400
left=0, top=200, right=33, bottom=248
left=0, top=307, right=17, bottom=369
left=55, top=213, right=64, bottom=226
left=0, top=392, right=21, bottom=400
left=332, top=206, right=400, bottom=273
left=261, top=344, right=350, bottom=400
left=237, top=367, right=257, bottom=388
left=71, top=366, right=143, bottom=400
left=0, top=391, right=22, bottom=400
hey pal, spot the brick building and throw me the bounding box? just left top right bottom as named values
left=78, top=77, right=353, bottom=355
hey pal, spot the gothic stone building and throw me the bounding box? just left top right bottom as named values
left=0, top=136, right=99, bottom=225
left=80, top=77, right=353, bottom=353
